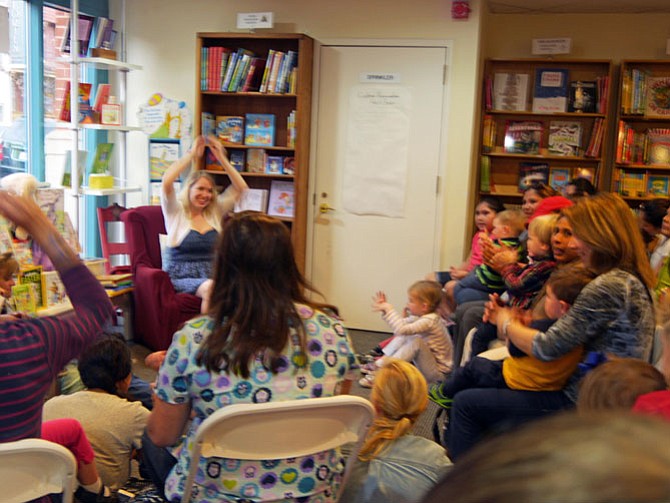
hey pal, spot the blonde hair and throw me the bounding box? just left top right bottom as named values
left=0, top=252, right=19, bottom=281
left=528, top=214, right=558, bottom=249
left=494, top=209, right=526, bottom=236
left=177, top=170, right=218, bottom=221
left=357, top=360, right=428, bottom=462
left=563, top=192, right=655, bottom=289
left=408, top=280, right=442, bottom=312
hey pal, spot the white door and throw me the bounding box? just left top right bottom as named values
left=311, top=44, right=448, bottom=331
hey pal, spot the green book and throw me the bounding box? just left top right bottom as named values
left=90, top=143, right=114, bottom=175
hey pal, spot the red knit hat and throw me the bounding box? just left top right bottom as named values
left=633, top=390, right=670, bottom=422
left=530, top=196, right=573, bottom=221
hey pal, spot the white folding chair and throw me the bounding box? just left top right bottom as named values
left=181, top=395, right=375, bottom=503
left=0, top=438, right=77, bottom=503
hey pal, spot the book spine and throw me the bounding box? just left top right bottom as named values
left=220, top=49, right=230, bottom=91
left=222, top=52, right=239, bottom=92
left=260, top=50, right=275, bottom=93
left=268, top=52, right=285, bottom=93
left=201, top=47, right=207, bottom=91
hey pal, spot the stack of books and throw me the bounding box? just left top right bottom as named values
left=97, top=273, right=133, bottom=290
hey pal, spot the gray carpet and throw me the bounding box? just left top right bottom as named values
left=130, top=328, right=440, bottom=441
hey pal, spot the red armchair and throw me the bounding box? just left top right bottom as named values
left=121, top=205, right=201, bottom=351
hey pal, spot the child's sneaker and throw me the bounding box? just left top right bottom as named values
left=360, top=362, right=378, bottom=374
left=428, top=383, right=454, bottom=409
left=359, top=373, right=375, bottom=388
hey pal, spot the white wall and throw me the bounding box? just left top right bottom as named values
left=116, top=0, right=484, bottom=276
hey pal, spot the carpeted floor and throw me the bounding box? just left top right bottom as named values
left=130, top=328, right=441, bottom=441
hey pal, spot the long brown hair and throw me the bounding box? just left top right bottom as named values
left=197, top=212, right=336, bottom=377
left=563, top=192, right=655, bottom=289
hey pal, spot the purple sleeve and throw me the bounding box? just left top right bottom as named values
left=36, top=263, right=115, bottom=373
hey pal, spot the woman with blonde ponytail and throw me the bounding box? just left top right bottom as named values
left=341, top=360, right=451, bottom=503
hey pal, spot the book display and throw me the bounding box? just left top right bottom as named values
left=477, top=58, right=613, bottom=203
left=613, top=61, right=670, bottom=201
left=195, top=33, right=313, bottom=269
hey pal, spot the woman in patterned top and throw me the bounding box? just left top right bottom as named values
left=143, top=212, right=358, bottom=502
left=446, top=193, right=656, bottom=460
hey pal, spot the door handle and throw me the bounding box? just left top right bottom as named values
left=319, top=203, right=336, bottom=214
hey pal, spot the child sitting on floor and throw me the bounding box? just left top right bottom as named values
left=451, top=209, right=526, bottom=307
left=429, top=264, right=594, bottom=408
left=360, top=280, right=452, bottom=388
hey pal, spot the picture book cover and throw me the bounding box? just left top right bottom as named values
left=234, top=188, right=269, bottom=213
left=244, top=113, right=276, bottom=147
left=201, top=112, right=216, bottom=137
left=246, top=149, right=266, bottom=173
left=647, top=175, right=670, bottom=197
left=204, top=149, right=223, bottom=171
left=61, top=150, right=86, bottom=188
left=90, top=143, right=114, bottom=175
left=61, top=14, right=95, bottom=57
left=149, top=141, right=180, bottom=180
left=229, top=150, right=246, bottom=172
left=568, top=81, right=597, bottom=113
left=645, top=76, right=670, bottom=118
left=43, top=270, right=68, bottom=308
left=503, top=121, right=543, bottom=154
left=265, top=155, right=284, bottom=175
left=548, top=121, right=582, bottom=156
left=267, top=180, right=295, bottom=218
left=549, top=167, right=571, bottom=192
left=92, top=83, right=111, bottom=113
left=59, top=83, right=93, bottom=123
left=492, top=73, right=529, bottom=112
left=619, top=171, right=646, bottom=198
left=19, top=266, right=45, bottom=309
left=532, top=68, right=569, bottom=113
left=518, top=162, right=550, bottom=191
left=647, top=128, right=670, bottom=165
left=11, top=283, right=36, bottom=314
left=216, top=116, right=245, bottom=144
left=283, top=157, right=295, bottom=175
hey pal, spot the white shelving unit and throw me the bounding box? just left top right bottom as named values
left=67, top=0, right=141, bottom=240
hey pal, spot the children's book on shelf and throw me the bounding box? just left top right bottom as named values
left=647, top=128, right=670, bottom=165
left=482, top=115, right=497, bottom=153
left=216, top=116, right=245, bottom=144
left=503, top=121, right=542, bottom=154
left=229, top=150, right=246, bottom=172
left=43, top=270, right=68, bottom=308
left=549, top=167, right=571, bottom=192
left=568, top=81, right=597, bottom=113
left=90, top=143, right=114, bottom=174
left=283, top=157, right=295, bottom=175
left=619, top=171, right=646, bottom=198
left=532, top=68, right=569, bottom=113
left=287, top=110, right=296, bottom=148
left=647, top=174, right=670, bottom=197
left=60, top=14, right=95, bottom=57
left=480, top=156, right=491, bottom=192
left=548, top=121, right=582, bottom=156
left=492, top=73, right=529, bottom=111
left=234, top=188, right=269, bottom=213
left=149, top=181, right=162, bottom=206
left=11, top=283, right=36, bottom=314
left=573, top=167, right=595, bottom=183
left=0, top=217, right=13, bottom=255
left=92, top=83, right=111, bottom=113
left=19, top=265, right=45, bottom=310
left=244, top=113, right=276, bottom=147
left=246, top=149, right=266, bottom=173
left=59, top=83, right=93, bottom=123
left=518, top=162, right=550, bottom=191
left=61, top=150, right=86, bottom=188
left=266, top=156, right=284, bottom=175
left=267, top=180, right=295, bottom=218
left=201, top=112, right=216, bottom=137
left=645, top=76, right=670, bottom=118
left=96, top=273, right=133, bottom=289
left=204, top=149, right=223, bottom=171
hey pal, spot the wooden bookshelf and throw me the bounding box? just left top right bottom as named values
left=476, top=59, right=614, bottom=206
left=612, top=60, right=670, bottom=201
left=194, top=33, right=313, bottom=270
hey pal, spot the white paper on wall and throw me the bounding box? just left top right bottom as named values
left=343, top=86, right=411, bottom=217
